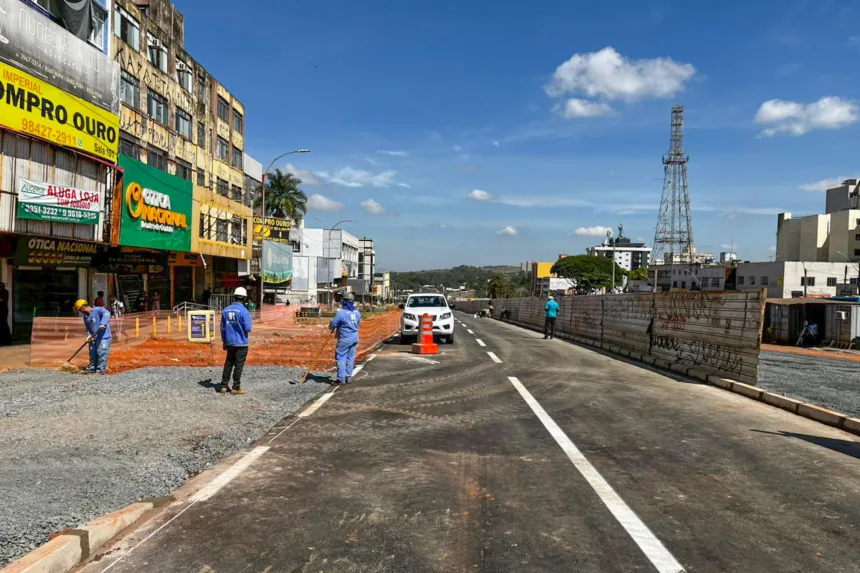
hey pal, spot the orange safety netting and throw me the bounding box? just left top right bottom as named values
left=29, top=305, right=401, bottom=373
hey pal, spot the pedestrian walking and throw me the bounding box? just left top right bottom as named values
left=151, top=291, right=161, bottom=313
left=330, top=292, right=361, bottom=385
left=220, top=287, right=253, bottom=395
left=74, top=299, right=112, bottom=374
left=109, top=296, right=125, bottom=340
left=94, top=291, right=105, bottom=307
left=544, top=294, right=560, bottom=339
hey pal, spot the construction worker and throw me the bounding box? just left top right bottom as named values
left=330, top=292, right=361, bottom=385
left=220, top=287, right=253, bottom=394
left=74, top=299, right=112, bottom=374
left=544, top=294, right=560, bottom=339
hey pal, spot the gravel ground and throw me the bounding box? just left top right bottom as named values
left=0, top=366, right=328, bottom=566
left=758, top=351, right=860, bottom=419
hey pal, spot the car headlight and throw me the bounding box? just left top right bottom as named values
left=439, top=312, right=452, bottom=320
left=403, top=313, right=417, bottom=321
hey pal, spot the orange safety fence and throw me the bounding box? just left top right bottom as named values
left=30, top=305, right=401, bottom=372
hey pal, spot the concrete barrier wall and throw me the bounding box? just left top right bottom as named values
left=456, top=291, right=766, bottom=384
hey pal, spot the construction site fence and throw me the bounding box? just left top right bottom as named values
left=30, top=304, right=401, bottom=372
left=457, top=290, right=766, bottom=385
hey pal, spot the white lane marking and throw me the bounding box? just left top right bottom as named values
left=366, top=353, right=378, bottom=362
left=476, top=339, right=486, bottom=347
left=191, top=446, right=270, bottom=503
left=487, top=351, right=503, bottom=363
left=467, top=329, right=474, bottom=335
left=298, top=390, right=337, bottom=418
left=408, top=356, right=440, bottom=364
left=507, top=376, right=686, bottom=573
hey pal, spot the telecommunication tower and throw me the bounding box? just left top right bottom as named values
left=652, top=105, right=694, bottom=265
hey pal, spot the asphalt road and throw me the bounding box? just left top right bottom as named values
left=80, top=313, right=860, bottom=573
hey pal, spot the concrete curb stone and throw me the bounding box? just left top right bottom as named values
left=70, top=502, right=153, bottom=559
left=0, top=535, right=81, bottom=573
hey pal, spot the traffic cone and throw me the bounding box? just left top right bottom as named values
left=412, top=313, right=439, bottom=355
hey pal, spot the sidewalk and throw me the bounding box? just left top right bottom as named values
left=0, top=344, right=31, bottom=371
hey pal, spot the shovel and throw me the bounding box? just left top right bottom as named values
left=293, top=331, right=335, bottom=385
left=59, top=339, right=89, bottom=372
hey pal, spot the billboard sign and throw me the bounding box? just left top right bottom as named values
left=14, top=235, right=98, bottom=267
left=253, top=216, right=291, bottom=243
left=262, top=240, right=292, bottom=284
left=0, top=61, right=119, bottom=162
left=0, top=0, right=120, bottom=113
left=118, top=155, right=192, bottom=252
left=16, top=178, right=100, bottom=224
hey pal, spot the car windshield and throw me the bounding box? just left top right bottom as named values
left=407, top=296, right=447, bottom=308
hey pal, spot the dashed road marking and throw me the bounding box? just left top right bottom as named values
left=467, top=329, right=474, bottom=335
left=506, top=376, right=686, bottom=573
left=487, top=351, right=502, bottom=363
left=476, top=339, right=486, bottom=347
left=298, top=391, right=337, bottom=418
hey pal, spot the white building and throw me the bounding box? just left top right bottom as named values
left=358, top=238, right=376, bottom=281
left=654, top=264, right=727, bottom=291
left=538, top=277, right=576, bottom=296
left=660, top=246, right=715, bottom=265
left=586, top=232, right=651, bottom=272
left=735, top=261, right=854, bottom=299
left=720, top=252, right=738, bottom=263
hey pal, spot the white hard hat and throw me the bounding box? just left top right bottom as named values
left=234, top=287, right=248, bottom=297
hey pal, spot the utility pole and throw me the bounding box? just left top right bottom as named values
left=803, top=265, right=808, bottom=298
left=606, top=229, right=615, bottom=294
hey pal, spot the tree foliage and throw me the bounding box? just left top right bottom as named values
left=627, top=267, right=651, bottom=281
left=254, top=169, right=308, bottom=220
left=551, top=256, right=626, bottom=294
left=390, top=265, right=520, bottom=298
left=487, top=274, right=509, bottom=298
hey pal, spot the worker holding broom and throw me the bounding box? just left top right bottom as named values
left=74, top=299, right=112, bottom=375
left=329, top=292, right=361, bottom=385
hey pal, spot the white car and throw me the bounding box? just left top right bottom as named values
left=400, top=293, right=455, bottom=344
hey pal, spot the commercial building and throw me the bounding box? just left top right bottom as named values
left=0, top=0, right=122, bottom=340
left=529, top=261, right=556, bottom=296
left=735, top=261, right=854, bottom=299
left=111, top=0, right=251, bottom=306
left=653, top=263, right=729, bottom=292
left=372, top=272, right=391, bottom=301
left=586, top=234, right=651, bottom=272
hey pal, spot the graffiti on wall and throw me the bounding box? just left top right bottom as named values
left=117, top=45, right=194, bottom=113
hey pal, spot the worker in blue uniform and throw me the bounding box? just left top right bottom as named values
left=329, top=292, right=362, bottom=385
left=74, top=298, right=112, bottom=374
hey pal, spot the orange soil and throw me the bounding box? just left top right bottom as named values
left=762, top=343, right=860, bottom=364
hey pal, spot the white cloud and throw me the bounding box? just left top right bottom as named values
left=397, top=182, right=412, bottom=188
left=719, top=207, right=785, bottom=220
left=377, top=150, right=409, bottom=157
left=314, top=166, right=397, bottom=188
left=307, top=194, right=344, bottom=212
left=492, top=141, right=500, bottom=147
left=284, top=163, right=321, bottom=185
left=574, top=225, right=613, bottom=237
left=452, top=145, right=463, bottom=152
left=545, top=47, right=695, bottom=103
left=768, top=246, right=777, bottom=252
left=755, top=97, right=858, bottom=136
left=360, top=198, right=385, bottom=215
left=799, top=177, right=853, bottom=192
left=468, top=189, right=493, bottom=201
left=498, top=197, right=590, bottom=208
left=558, top=98, right=614, bottom=118
left=498, top=225, right=518, bottom=236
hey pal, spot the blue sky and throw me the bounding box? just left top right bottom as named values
left=179, top=0, right=860, bottom=271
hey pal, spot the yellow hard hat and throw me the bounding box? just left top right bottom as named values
left=73, top=299, right=89, bottom=311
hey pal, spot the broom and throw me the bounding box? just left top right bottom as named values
left=293, top=330, right=335, bottom=384
left=58, top=339, right=90, bottom=372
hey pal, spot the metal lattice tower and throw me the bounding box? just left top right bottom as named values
left=652, top=105, right=694, bottom=265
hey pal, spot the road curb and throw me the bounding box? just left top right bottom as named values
left=485, top=314, right=860, bottom=438
left=0, top=499, right=165, bottom=573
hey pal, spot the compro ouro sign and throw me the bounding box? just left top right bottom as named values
left=17, top=178, right=100, bottom=224
left=119, top=155, right=192, bottom=252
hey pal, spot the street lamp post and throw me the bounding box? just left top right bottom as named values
left=259, top=149, right=310, bottom=313
left=606, top=230, right=616, bottom=294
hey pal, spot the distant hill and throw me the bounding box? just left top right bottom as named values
left=390, top=265, right=527, bottom=298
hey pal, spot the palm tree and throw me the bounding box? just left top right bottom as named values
left=254, top=169, right=308, bottom=221
left=487, top=274, right=509, bottom=299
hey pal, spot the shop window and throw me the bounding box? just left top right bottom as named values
left=88, top=3, right=107, bottom=51
left=217, top=137, right=229, bottom=161
left=175, top=108, right=192, bottom=139
left=197, top=170, right=206, bottom=187
left=231, top=185, right=242, bottom=202
left=217, top=97, right=229, bottom=122
left=197, top=122, right=206, bottom=148
left=216, top=178, right=229, bottom=197
left=216, top=219, right=228, bottom=242
left=175, top=159, right=192, bottom=181
left=120, top=70, right=140, bottom=109
left=119, top=137, right=140, bottom=160
left=147, top=148, right=168, bottom=172
left=115, top=6, right=140, bottom=51
left=147, top=33, right=168, bottom=73
left=233, top=110, right=243, bottom=133
left=147, top=91, right=168, bottom=125
left=231, top=146, right=243, bottom=169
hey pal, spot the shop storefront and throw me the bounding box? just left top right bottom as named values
left=117, top=155, right=193, bottom=308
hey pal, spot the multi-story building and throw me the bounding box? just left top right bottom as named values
left=372, top=272, right=391, bottom=301
left=735, top=261, right=854, bottom=299
left=720, top=251, right=738, bottom=264
left=0, top=0, right=121, bottom=340
left=586, top=235, right=651, bottom=272
left=529, top=261, right=556, bottom=296
left=111, top=0, right=251, bottom=307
